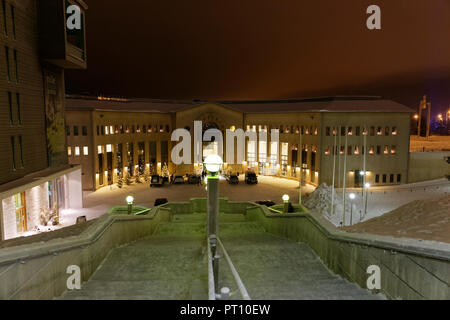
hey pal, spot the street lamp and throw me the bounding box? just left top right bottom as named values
left=349, top=193, right=356, bottom=225
left=126, top=195, right=134, bottom=215
left=282, top=194, right=290, bottom=213
left=204, top=154, right=223, bottom=237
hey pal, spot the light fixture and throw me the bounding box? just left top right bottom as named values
left=365, top=183, right=371, bottom=189
left=282, top=194, right=290, bottom=202
left=349, top=193, right=356, bottom=200
left=126, top=196, right=134, bottom=204
left=204, top=154, right=223, bottom=175
left=359, top=171, right=365, bottom=176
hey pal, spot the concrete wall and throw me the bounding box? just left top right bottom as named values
left=0, top=207, right=170, bottom=300
left=245, top=205, right=450, bottom=300
left=408, top=152, right=450, bottom=183
left=65, top=169, right=83, bottom=209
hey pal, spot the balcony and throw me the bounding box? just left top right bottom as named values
left=38, top=0, right=88, bottom=69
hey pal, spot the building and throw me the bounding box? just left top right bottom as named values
left=0, top=0, right=88, bottom=240
left=65, top=96, right=414, bottom=191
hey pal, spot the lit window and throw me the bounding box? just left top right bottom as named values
left=75, top=146, right=80, bottom=156
left=340, top=146, right=345, bottom=155
left=98, top=145, right=103, bottom=154
left=110, top=126, right=114, bottom=135
left=354, top=146, right=360, bottom=155
left=83, top=146, right=89, bottom=155
left=348, top=127, right=353, bottom=136
left=392, top=127, right=398, bottom=135
left=230, top=126, right=236, bottom=132
left=369, top=146, right=374, bottom=155
left=324, top=146, right=330, bottom=155
left=377, top=127, right=382, bottom=136
left=67, top=146, right=72, bottom=156
left=391, top=146, right=396, bottom=154
left=384, top=146, right=389, bottom=154
left=106, top=144, right=112, bottom=153
left=105, top=126, right=109, bottom=135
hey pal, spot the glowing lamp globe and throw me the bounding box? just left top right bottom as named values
left=282, top=194, right=290, bottom=202
left=364, top=183, right=371, bottom=189
left=126, top=196, right=134, bottom=204
left=204, top=154, right=223, bottom=174
left=349, top=193, right=356, bottom=200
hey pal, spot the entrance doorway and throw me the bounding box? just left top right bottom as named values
left=354, top=169, right=362, bottom=187
left=14, top=192, right=27, bottom=234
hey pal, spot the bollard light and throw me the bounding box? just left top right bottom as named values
left=126, top=195, right=134, bottom=204
left=349, top=193, right=356, bottom=200
left=126, top=195, right=134, bottom=215
left=282, top=194, right=290, bottom=213
left=364, top=183, right=371, bottom=189
left=204, top=154, right=223, bottom=176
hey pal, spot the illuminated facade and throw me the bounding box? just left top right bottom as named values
left=66, top=96, right=413, bottom=191
left=0, top=0, right=88, bottom=240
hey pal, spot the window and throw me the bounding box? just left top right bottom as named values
left=2, top=1, right=7, bottom=35
left=324, top=146, right=330, bottom=155
left=391, top=146, right=396, bottom=154
left=101, top=126, right=105, bottom=135
left=106, top=144, right=112, bottom=153
left=397, top=174, right=401, bottom=183
left=348, top=127, right=353, bottom=136
left=83, top=146, right=89, bottom=156
left=143, top=125, right=146, bottom=133
left=340, top=146, right=345, bottom=155
left=341, top=127, right=346, bottom=136
left=354, top=145, right=360, bottom=155
left=75, top=146, right=80, bottom=156
left=66, top=126, right=71, bottom=136
left=166, top=125, right=170, bottom=133
left=375, top=174, right=380, bottom=183
left=67, top=146, right=72, bottom=156
left=148, top=125, right=152, bottom=133
left=73, top=126, right=79, bottom=136
left=362, top=127, right=368, bottom=136
left=105, top=126, right=109, bottom=135
left=136, top=125, right=140, bottom=133
left=98, top=145, right=103, bottom=154
left=370, top=127, right=375, bottom=136
left=332, top=127, right=336, bottom=136
left=384, top=146, right=389, bottom=154
left=392, top=127, right=398, bottom=136
left=5, top=46, right=10, bottom=81
left=376, top=145, right=381, bottom=155
left=390, top=174, right=394, bottom=183
left=109, top=125, right=114, bottom=135
left=8, top=91, right=12, bottom=124
left=96, top=125, right=99, bottom=135
left=369, top=146, right=374, bottom=155
left=82, top=126, right=87, bottom=136
left=326, top=127, right=330, bottom=136
left=16, top=93, right=21, bottom=124
left=18, top=135, right=23, bottom=167
left=356, top=126, right=360, bottom=136
left=348, top=145, right=352, bottom=155
left=13, top=49, right=18, bottom=82
left=10, top=136, right=15, bottom=170
left=132, top=125, right=136, bottom=133
left=159, top=125, right=164, bottom=133
left=10, top=5, right=15, bottom=39
left=377, top=127, right=382, bottom=136
left=385, top=127, right=390, bottom=136
left=382, top=174, right=387, bottom=183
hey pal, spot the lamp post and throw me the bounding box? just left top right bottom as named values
left=204, top=154, right=223, bottom=237
left=364, top=183, right=371, bottom=219
left=126, top=195, right=134, bottom=215
left=348, top=193, right=356, bottom=226
left=282, top=194, right=290, bottom=213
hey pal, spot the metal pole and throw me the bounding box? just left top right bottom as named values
left=338, top=126, right=341, bottom=189
left=207, top=175, right=219, bottom=237
left=350, top=203, right=353, bottom=226
left=299, top=129, right=302, bottom=205
left=364, top=188, right=369, bottom=218
left=342, top=127, right=348, bottom=226
left=127, top=203, right=132, bottom=215
left=330, top=128, right=337, bottom=216
left=362, top=131, right=367, bottom=218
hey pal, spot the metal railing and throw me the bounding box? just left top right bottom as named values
left=207, top=235, right=251, bottom=300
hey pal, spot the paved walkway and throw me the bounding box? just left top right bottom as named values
left=61, top=213, right=384, bottom=300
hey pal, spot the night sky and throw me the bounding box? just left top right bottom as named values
left=65, top=0, right=450, bottom=116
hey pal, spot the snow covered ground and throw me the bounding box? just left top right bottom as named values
left=307, top=178, right=450, bottom=227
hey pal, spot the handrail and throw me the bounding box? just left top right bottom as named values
left=217, top=237, right=251, bottom=300
left=207, top=237, right=216, bottom=300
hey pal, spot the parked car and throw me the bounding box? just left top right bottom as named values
left=245, top=171, right=258, bottom=184
left=150, top=175, right=164, bottom=187
left=226, top=173, right=239, bottom=185
left=188, top=174, right=201, bottom=184
left=172, top=175, right=185, bottom=184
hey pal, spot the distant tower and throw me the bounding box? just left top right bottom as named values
left=418, top=96, right=431, bottom=137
